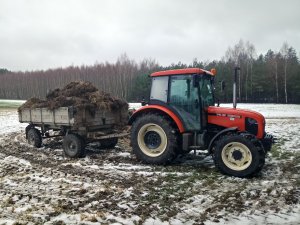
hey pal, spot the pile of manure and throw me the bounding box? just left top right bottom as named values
left=19, top=81, right=129, bottom=125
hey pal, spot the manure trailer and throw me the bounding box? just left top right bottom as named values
left=129, top=67, right=273, bottom=177
left=18, top=106, right=128, bottom=157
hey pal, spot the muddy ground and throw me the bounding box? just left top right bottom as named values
left=0, top=118, right=300, bottom=224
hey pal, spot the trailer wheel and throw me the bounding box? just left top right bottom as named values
left=63, top=134, right=85, bottom=158
left=99, top=137, right=118, bottom=149
left=131, top=114, right=178, bottom=165
left=27, top=128, right=42, bottom=148
left=213, top=134, right=265, bottom=178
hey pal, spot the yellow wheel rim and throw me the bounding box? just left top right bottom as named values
left=221, top=142, right=253, bottom=171
left=137, top=123, right=167, bottom=157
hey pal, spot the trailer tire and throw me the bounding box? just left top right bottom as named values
left=131, top=113, right=178, bottom=165
left=213, top=133, right=265, bottom=178
left=99, top=137, right=118, bottom=149
left=27, top=128, right=42, bottom=148
left=63, top=134, right=85, bottom=158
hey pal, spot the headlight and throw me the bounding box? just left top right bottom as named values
left=245, top=117, right=258, bottom=135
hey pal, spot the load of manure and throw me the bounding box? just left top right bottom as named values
left=18, top=81, right=129, bottom=125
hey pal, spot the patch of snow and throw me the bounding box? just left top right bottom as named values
left=105, top=214, right=141, bottom=225
left=266, top=118, right=300, bottom=152
left=14, top=205, right=32, bottom=213
left=143, top=218, right=169, bottom=225
left=0, top=219, right=16, bottom=225
left=84, top=164, right=100, bottom=170
left=1, top=156, right=31, bottom=167
left=117, top=152, right=131, bottom=157
left=0, top=109, right=27, bottom=135
left=0, top=99, right=25, bottom=104
left=48, top=213, right=81, bottom=224
left=3, top=178, right=18, bottom=187
left=204, top=205, right=300, bottom=225
left=129, top=103, right=141, bottom=110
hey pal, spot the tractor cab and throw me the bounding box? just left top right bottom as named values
left=149, top=68, right=216, bottom=132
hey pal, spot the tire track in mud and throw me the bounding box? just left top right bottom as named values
left=0, top=132, right=156, bottom=223
left=1, top=131, right=300, bottom=224
left=0, top=132, right=157, bottom=189
left=0, top=132, right=134, bottom=172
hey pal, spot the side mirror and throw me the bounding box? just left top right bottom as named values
left=221, top=80, right=226, bottom=92
left=193, top=75, right=200, bottom=87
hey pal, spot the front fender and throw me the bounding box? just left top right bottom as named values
left=208, top=127, right=238, bottom=153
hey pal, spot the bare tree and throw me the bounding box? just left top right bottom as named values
left=274, top=55, right=279, bottom=103
left=225, top=39, right=255, bottom=101
left=245, top=42, right=256, bottom=101
left=280, top=42, right=289, bottom=103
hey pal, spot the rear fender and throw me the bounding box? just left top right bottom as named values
left=128, top=105, right=185, bottom=133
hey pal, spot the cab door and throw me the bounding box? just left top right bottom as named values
left=168, top=75, right=201, bottom=131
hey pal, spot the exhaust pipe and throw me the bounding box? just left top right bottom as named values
left=233, top=67, right=240, bottom=109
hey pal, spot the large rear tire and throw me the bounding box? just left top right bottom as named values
left=27, top=128, right=42, bottom=148
left=131, top=114, right=178, bottom=165
left=213, top=134, right=265, bottom=178
left=63, top=134, right=86, bottom=158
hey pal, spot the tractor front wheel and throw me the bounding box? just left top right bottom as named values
left=131, top=114, right=178, bottom=165
left=213, top=134, right=265, bottom=178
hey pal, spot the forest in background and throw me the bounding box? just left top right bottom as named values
left=0, top=40, right=299, bottom=104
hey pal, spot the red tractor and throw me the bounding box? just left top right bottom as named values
left=129, top=67, right=273, bottom=177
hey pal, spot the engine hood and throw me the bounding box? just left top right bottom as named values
left=208, top=106, right=265, bottom=120
left=207, top=106, right=265, bottom=138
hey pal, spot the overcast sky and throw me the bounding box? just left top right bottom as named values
left=0, top=0, right=299, bottom=71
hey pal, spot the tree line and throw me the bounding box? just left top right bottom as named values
left=214, top=40, right=300, bottom=104
left=0, top=40, right=299, bottom=103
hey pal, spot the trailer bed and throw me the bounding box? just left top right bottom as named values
left=18, top=106, right=124, bottom=131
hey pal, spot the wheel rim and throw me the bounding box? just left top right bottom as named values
left=221, top=142, right=252, bottom=171
left=67, top=141, right=78, bottom=154
left=137, top=123, right=167, bottom=157
left=144, top=131, right=161, bottom=149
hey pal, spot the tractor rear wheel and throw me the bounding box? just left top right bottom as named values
left=131, top=114, right=178, bottom=165
left=213, top=134, right=265, bottom=178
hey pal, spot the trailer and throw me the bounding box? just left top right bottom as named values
left=18, top=106, right=129, bottom=157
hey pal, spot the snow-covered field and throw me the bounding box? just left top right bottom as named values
left=0, top=104, right=300, bottom=225
left=221, top=103, right=300, bottom=119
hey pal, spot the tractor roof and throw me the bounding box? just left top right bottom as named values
left=151, top=68, right=215, bottom=77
